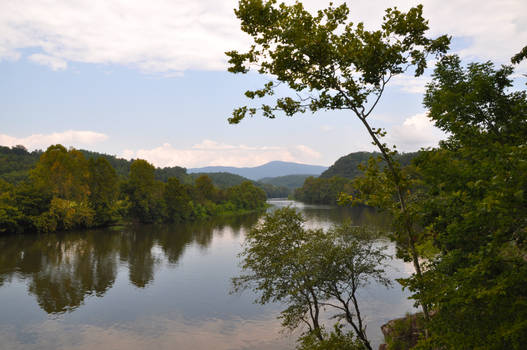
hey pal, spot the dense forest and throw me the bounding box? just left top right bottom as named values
left=190, top=172, right=290, bottom=197
left=0, top=145, right=290, bottom=198
left=294, top=152, right=418, bottom=205
left=0, top=144, right=267, bottom=234
left=258, top=174, right=311, bottom=190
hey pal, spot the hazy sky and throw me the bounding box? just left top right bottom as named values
left=1, top=0, right=526, bottom=168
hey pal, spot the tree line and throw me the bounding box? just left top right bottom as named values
left=0, top=146, right=290, bottom=199
left=0, top=144, right=267, bottom=234
left=294, top=152, right=420, bottom=205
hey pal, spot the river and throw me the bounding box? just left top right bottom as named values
left=0, top=199, right=416, bottom=349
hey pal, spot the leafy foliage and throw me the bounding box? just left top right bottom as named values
left=320, top=152, right=418, bottom=180
left=258, top=174, right=312, bottom=190
left=0, top=145, right=268, bottom=234
left=403, top=55, right=527, bottom=349
left=233, top=207, right=390, bottom=349
left=294, top=176, right=353, bottom=205
left=227, top=1, right=450, bottom=324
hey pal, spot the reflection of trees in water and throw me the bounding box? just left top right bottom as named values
left=0, top=230, right=120, bottom=313
left=119, top=229, right=156, bottom=288
left=269, top=201, right=392, bottom=232
left=303, top=205, right=391, bottom=230
left=2, top=208, right=383, bottom=315
left=0, top=213, right=261, bottom=315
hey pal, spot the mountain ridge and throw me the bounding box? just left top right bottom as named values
left=189, top=160, right=328, bottom=180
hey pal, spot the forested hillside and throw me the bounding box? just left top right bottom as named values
left=0, top=146, right=290, bottom=198
left=191, top=172, right=290, bottom=198
left=295, top=151, right=419, bottom=204
left=0, top=144, right=268, bottom=234
left=320, top=151, right=418, bottom=179
left=258, top=174, right=311, bottom=190
left=0, top=146, right=42, bottom=183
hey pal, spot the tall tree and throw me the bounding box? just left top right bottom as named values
left=226, top=0, right=449, bottom=319
left=126, top=159, right=166, bottom=223
left=31, top=144, right=90, bottom=202
left=405, top=55, right=527, bottom=349
left=87, top=157, right=119, bottom=226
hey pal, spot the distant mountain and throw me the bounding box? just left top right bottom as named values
left=189, top=161, right=328, bottom=181
left=259, top=174, right=313, bottom=190
left=320, top=151, right=419, bottom=180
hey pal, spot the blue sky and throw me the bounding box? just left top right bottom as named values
left=1, top=0, right=526, bottom=168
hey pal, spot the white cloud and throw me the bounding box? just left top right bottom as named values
left=0, top=0, right=248, bottom=74
left=390, top=74, right=430, bottom=94
left=0, top=130, right=108, bottom=150
left=122, top=140, right=322, bottom=168
left=0, top=0, right=525, bottom=74
left=387, top=113, right=447, bottom=151
left=28, top=53, right=67, bottom=70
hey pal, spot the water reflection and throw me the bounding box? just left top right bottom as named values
left=0, top=214, right=259, bottom=314
left=0, top=203, right=411, bottom=349
left=268, top=199, right=391, bottom=230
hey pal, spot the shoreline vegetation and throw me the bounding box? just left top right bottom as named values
left=0, top=144, right=268, bottom=235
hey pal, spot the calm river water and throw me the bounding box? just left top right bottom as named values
left=0, top=200, right=416, bottom=350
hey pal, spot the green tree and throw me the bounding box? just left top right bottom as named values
left=126, top=159, right=167, bottom=223
left=227, top=181, right=267, bottom=210
left=404, top=55, right=527, bottom=349
left=194, top=174, right=217, bottom=203
left=31, top=144, right=90, bottom=202
left=226, top=0, right=450, bottom=320
left=164, top=177, right=192, bottom=222
left=233, top=207, right=390, bottom=349
left=87, top=157, right=119, bottom=226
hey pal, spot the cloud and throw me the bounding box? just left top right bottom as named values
left=0, top=130, right=108, bottom=150
left=0, top=0, right=249, bottom=74
left=0, top=0, right=525, bottom=74
left=390, top=74, right=430, bottom=94
left=28, top=53, right=67, bottom=70
left=122, top=140, right=322, bottom=168
left=387, top=113, right=447, bottom=151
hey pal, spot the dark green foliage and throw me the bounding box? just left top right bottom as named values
left=258, top=174, right=312, bottom=190
left=87, top=158, right=119, bottom=226
left=191, top=172, right=249, bottom=188
left=80, top=149, right=132, bottom=178
left=511, top=45, right=527, bottom=65
left=0, top=145, right=268, bottom=233
left=164, top=178, right=192, bottom=222
left=294, top=176, right=353, bottom=205
left=227, top=181, right=267, bottom=210
left=125, top=159, right=167, bottom=223
left=254, top=182, right=290, bottom=198
left=401, top=55, right=527, bottom=349
left=155, top=166, right=191, bottom=183
left=320, top=152, right=418, bottom=180
left=191, top=172, right=290, bottom=198
left=382, top=313, right=426, bottom=350
left=194, top=174, right=217, bottom=203
left=297, top=325, right=365, bottom=350
left=320, top=152, right=378, bottom=180
left=0, top=145, right=42, bottom=183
